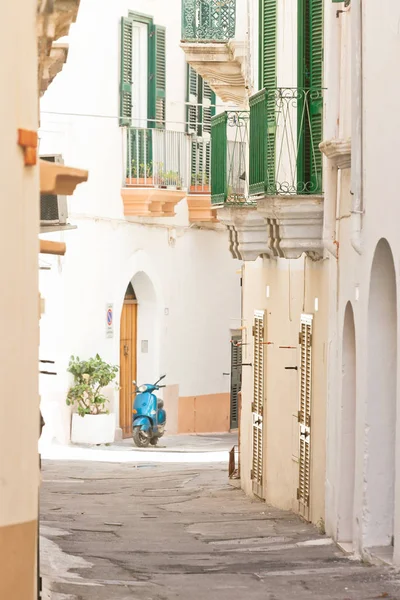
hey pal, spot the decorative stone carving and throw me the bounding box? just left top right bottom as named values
left=37, top=0, right=80, bottom=96
left=180, top=42, right=249, bottom=107
left=216, top=206, right=271, bottom=261
left=256, top=195, right=324, bottom=260
left=319, top=138, right=351, bottom=169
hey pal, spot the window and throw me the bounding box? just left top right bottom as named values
left=120, top=13, right=166, bottom=128
left=186, top=66, right=215, bottom=190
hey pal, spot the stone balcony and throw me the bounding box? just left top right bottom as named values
left=180, top=0, right=249, bottom=107
left=37, top=0, right=80, bottom=96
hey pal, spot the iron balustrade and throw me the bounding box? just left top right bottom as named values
left=189, top=135, right=211, bottom=193
left=181, top=0, right=236, bottom=41
left=126, top=127, right=190, bottom=189
left=211, top=110, right=250, bottom=205
left=249, top=88, right=324, bottom=197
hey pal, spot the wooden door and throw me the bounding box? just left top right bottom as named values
left=119, top=301, right=137, bottom=438
left=230, top=334, right=242, bottom=430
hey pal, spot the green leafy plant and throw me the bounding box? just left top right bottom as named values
left=66, top=355, right=119, bottom=417
left=155, top=164, right=182, bottom=188
left=191, top=172, right=209, bottom=186
left=128, top=160, right=153, bottom=179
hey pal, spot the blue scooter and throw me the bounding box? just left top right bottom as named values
left=132, top=374, right=167, bottom=448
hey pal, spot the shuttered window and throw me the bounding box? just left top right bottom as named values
left=230, top=335, right=242, bottom=430
left=252, top=310, right=265, bottom=499
left=119, top=15, right=166, bottom=129
left=187, top=66, right=215, bottom=188
left=297, top=0, right=323, bottom=192
left=120, top=17, right=134, bottom=126
left=297, top=314, right=313, bottom=515
left=259, top=0, right=277, bottom=190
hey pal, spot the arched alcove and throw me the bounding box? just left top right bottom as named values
left=338, top=302, right=356, bottom=544
left=365, top=238, right=397, bottom=549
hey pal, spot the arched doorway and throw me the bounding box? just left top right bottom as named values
left=338, top=302, right=356, bottom=545
left=119, top=283, right=137, bottom=438
left=365, top=239, right=397, bottom=550
left=119, top=272, right=159, bottom=438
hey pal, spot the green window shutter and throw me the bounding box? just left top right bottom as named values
left=259, top=0, right=277, bottom=193
left=149, top=24, right=166, bottom=128
left=120, top=17, right=133, bottom=126
left=203, top=81, right=216, bottom=135
left=259, top=0, right=277, bottom=90
left=297, top=0, right=323, bottom=193
left=186, top=65, right=199, bottom=134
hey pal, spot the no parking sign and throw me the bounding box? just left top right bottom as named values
left=106, top=304, right=113, bottom=338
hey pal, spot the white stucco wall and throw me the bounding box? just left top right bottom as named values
left=324, top=0, right=400, bottom=564
left=38, top=0, right=240, bottom=442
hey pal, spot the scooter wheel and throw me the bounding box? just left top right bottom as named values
left=133, top=427, right=151, bottom=448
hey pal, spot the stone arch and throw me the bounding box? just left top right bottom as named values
left=338, top=301, right=357, bottom=544
left=365, top=238, right=397, bottom=549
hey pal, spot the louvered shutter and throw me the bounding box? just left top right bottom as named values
left=260, top=0, right=277, bottom=192
left=230, top=335, right=242, bottom=430
left=187, top=66, right=199, bottom=134
left=203, top=81, right=216, bottom=135
left=251, top=310, right=265, bottom=499
left=297, top=314, right=313, bottom=519
left=149, top=25, right=166, bottom=128
left=309, top=0, right=323, bottom=192
left=120, top=17, right=133, bottom=126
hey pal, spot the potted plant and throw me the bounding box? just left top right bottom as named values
left=67, top=354, right=119, bottom=445
left=155, top=164, right=183, bottom=189
left=190, top=173, right=210, bottom=193
left=126, top=160, right=153, bottom=186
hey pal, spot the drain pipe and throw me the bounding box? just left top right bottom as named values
left=350, top=0, right=363, bottom=254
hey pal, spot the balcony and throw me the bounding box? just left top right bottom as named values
left=249, top=88, right=325, bottom=260
left=210, top=110, right=271, bottom=260
left=180, top=0, right=249, bottom=106
left=122, top=128, right=189, bottom=217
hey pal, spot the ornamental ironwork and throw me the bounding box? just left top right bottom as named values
left=182, top=0, right=236, bottom=41
left=249, top=88, right=324, bottom=196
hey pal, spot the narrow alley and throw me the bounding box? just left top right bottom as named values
left=41, top=435, right=400, bottom=600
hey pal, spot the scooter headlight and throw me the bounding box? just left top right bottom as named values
left=138, top=385, right=147, bottom=393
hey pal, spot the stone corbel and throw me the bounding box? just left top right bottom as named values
left=319, top=138, right=351, bottom=169
left=40, top=159, right=88, bottom=195
left=256, top=196, right=324, bottom=260
left=216, top=206, right=271, bottom=261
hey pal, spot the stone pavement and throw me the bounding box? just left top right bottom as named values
left=41, top=434, right=400, bottom=599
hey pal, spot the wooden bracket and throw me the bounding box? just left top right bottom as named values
left=40, top=240, right=66, bottom=256
left=18, top=129, right=38, bottom=166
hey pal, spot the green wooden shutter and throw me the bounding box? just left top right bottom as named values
left=259, top=0, right=277, bottom=193
left=149, top=24, right=166, bottom=128
left=297, top=0, right=323, bottom=193
left=120, top=17, right=133, bottom=126
left=203, top=81, right=216, bottom=135
left=186, top=66, right=199, bottom=134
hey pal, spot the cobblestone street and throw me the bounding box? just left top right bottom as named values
left=41, top=435, right=400, bottom=600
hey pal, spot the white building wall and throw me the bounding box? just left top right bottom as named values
left=324, top=0, right=400, bottom=564
left=39, top=0, right=240, bottom=442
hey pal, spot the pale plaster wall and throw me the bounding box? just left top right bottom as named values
left=240, top=256, right=327, bottom=525
left=0, top=0, right=39, bottom=529
left=324, top=0, right=400, bottom=564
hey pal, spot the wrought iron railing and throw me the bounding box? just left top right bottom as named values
left=211, top=110, right=250, bottom=205
left=189, top=136, right=211, bottom=193
left=126, top=128, right=190, bottom=189
left=182, top=0, right=236, bottom=41
left=249, top=88, right=324, bottom=196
